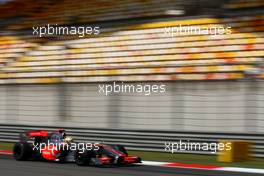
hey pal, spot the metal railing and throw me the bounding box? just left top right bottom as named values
left=0, top=124, right=263, bottom=157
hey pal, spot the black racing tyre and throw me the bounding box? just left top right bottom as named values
left=57, top=148, right=69, bottom=163
left=116, top=155, right=125, bottom=166
left=13, top=142, right=32, bottom=161
left=74, top=149, right=96, bottom=166
left=110, top=144, right=128, bottom=155
left=137, top=157, right=142, bottom=163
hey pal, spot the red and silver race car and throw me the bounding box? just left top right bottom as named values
left=13, top=129, right=141, bottom=166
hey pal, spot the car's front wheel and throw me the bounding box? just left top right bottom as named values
left=74, top=150, right=95, bottom=166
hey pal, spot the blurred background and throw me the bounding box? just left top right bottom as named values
left=0, top=0, right=263, bottom=161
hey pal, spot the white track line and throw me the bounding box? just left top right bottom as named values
left=140, top=160, right=264, bottom=174
left=216, top=167, right=264, bottom=174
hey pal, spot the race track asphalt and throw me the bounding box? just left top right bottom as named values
left=0, top=155, right=262, bottom=176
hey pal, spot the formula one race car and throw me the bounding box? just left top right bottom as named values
left=13, top=129, right=141, bottom=166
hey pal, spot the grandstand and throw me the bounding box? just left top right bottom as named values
left=0, top=15, right=264, bottom=83
left=0, top=0, right=263, bottom=133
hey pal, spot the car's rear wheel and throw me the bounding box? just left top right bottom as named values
left=13, top=142, right=32, bottom=161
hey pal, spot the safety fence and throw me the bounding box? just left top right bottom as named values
left=0, top=124, right=263, bottom=158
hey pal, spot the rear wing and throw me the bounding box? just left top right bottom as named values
left=26, top=130, right=49, bottom=138
left=19, top=130, right=49, bottom=142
